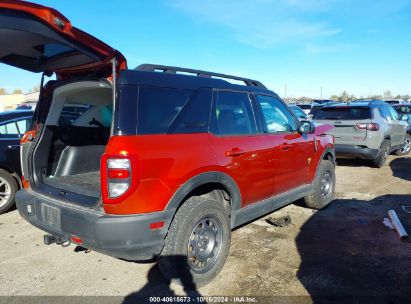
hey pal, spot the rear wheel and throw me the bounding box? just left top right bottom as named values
left=303, top=160, right=335, bottom=209
left=0, top=169, right=18, bottom=215
left=396, top=134, right=411, bottom=156
left=372, top=140, right=390, bottom=168
left=158, top=196, right=231, bottom=287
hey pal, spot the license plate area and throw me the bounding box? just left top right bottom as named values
left=41, top=203, right=61, bottom=230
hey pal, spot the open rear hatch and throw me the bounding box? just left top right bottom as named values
left=0, top=0, right=127, bottom=209
left=0, top=0, right=126, bottom=77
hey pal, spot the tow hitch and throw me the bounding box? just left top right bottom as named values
left=43, top=234, right=69, bottom=246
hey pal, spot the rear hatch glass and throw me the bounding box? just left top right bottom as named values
left=315, top=107, right=372, bottom=120
left=315, top=106, right=372, bottom=143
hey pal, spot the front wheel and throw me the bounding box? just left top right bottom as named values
left=158, top=197, right=231, bottom=287
left=396, top=134, right=411, bottom=156
left=303, top=159, right=335, bottom=209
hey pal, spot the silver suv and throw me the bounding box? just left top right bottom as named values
left=314, top=101, right=409, bottom=167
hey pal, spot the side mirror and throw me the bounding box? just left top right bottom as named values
left=299, top=120, right=315, bottom=134
left=401, top=114, right=409, bottom=121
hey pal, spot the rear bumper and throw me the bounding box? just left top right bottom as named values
left=335, top=144, right=379, bottom=160
left=15, top=189, right=174, bottom=261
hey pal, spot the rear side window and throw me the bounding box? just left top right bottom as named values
left=316, top=107, right=372, bottom=120
left=137, top=87, right=192, bottom=134
left=0, top=121, right=19, bottom=135
left=0, top=118, right=31, bottom=137
left=211, top=91, right=257, bottom=135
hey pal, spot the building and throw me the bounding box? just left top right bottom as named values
left=0, top=91, right=39, bottom=111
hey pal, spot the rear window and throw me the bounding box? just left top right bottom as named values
left=137, top=87, right=192, bottom=134
left=297, top=104, right=311, bottom=110
left=315, top=107, right=372, bottom=120
left=309, top=106, right=323, bottom=116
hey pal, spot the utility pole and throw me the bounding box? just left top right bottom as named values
left=320, top=86, right=323, bottom=99
left=284, top=84, right=287, bottom=99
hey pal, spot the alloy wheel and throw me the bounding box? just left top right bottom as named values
left=0, top=176, right=11, bottom=208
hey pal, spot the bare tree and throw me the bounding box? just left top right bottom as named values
left=383, top=90, right=392, bottom=99
left=12, top=89, right=23, bottom=94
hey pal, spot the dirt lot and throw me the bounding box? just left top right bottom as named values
left=0, top=156, right=410, bottom=303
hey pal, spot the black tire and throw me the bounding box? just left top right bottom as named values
left=396, top=134, right=411, bottom=156
left=372, top=140, right=390, bottom=168
left=0, top=169, right=18, bottom=215
left=158, top=196, right=231, bottom=287
left=303, top=160, right=335, bottom=210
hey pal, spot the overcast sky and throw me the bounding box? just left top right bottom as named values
left=1, top=0, right=410, bottom=98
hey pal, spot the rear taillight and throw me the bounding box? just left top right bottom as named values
left=20, top=129, right=37, bottom=144
left=356, top=123, right=379, bottom=131
left=101, top=154, right=139, bottom=204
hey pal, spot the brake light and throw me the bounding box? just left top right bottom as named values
left=101, top=154, right=139, bottom=204
left=368, top=123, right=379, bottom=131
left=356, top=123, right=379, bottom=131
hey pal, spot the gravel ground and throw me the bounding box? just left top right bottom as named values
left=0, top=155, right=410, bottom=303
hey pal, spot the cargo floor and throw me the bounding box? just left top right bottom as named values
left=44, top=171, right=101, bottom=198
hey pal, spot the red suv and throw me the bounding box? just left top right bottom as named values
left=1, top=1, right=336, bottom=285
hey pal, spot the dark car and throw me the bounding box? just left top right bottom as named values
left=308, top=101, right=337, bottom=119
left=312, top=99, right=335, bottom=104
left=290, top=105, right=308, bottom=120
left=0, top=110, right=33, bottom=214
left=393, top=104, right=411, bottom=155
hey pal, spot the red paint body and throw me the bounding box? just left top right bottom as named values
left=102, top=127, right=334, bottom=215
left=2, top=1, right=335, bottom=218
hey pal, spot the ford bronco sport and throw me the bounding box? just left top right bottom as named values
left=0, top=1, right=336, bottom=285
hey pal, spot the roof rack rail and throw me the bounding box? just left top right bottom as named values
left=135, top=64, right=266, bottom=88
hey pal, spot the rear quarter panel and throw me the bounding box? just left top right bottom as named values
left=103, top=134, right=220, bottom=215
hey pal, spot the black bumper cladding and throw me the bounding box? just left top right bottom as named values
left=15, top=189, right=174, bottom=261
left=335, top=144, right=379, bottom=160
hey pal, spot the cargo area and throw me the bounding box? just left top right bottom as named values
left=32, top=80, right=112, bottom=206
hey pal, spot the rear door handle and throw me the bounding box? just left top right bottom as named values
left=279, top=143, right=292, bottom=150
left=225, top=148, right=245, bottom=157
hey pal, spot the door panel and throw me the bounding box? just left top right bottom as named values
left=210, top=90, right=275, bottom=207
left=255, top=94, right=315, bottom=195
left=210, top=134, right=275, bottom=206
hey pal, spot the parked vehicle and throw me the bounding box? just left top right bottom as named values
left=393, top=104, right=411, bottom=155
left=15, top=101, right=37, bottom=111
left=385, top=99, right=406, bottom=105
left=314, top=101, right=409, bottom=167
left=1, top=1, right=336, bottom=285
left=308, top=102, right=337, bottom=120
left=0, top=110, right=33, bottom=214
left=296, top=103, right=312, bottom=115
left=312, top=99, right=335, bottom=105
left=290, top=105, right=308, bottom=120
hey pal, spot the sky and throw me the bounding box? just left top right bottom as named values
left=1, top=0, right=411, bottom=98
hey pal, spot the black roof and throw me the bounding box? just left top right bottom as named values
left=118, top=64, right=276, bottom=96
left=0, top=110, right=33, bottom=122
